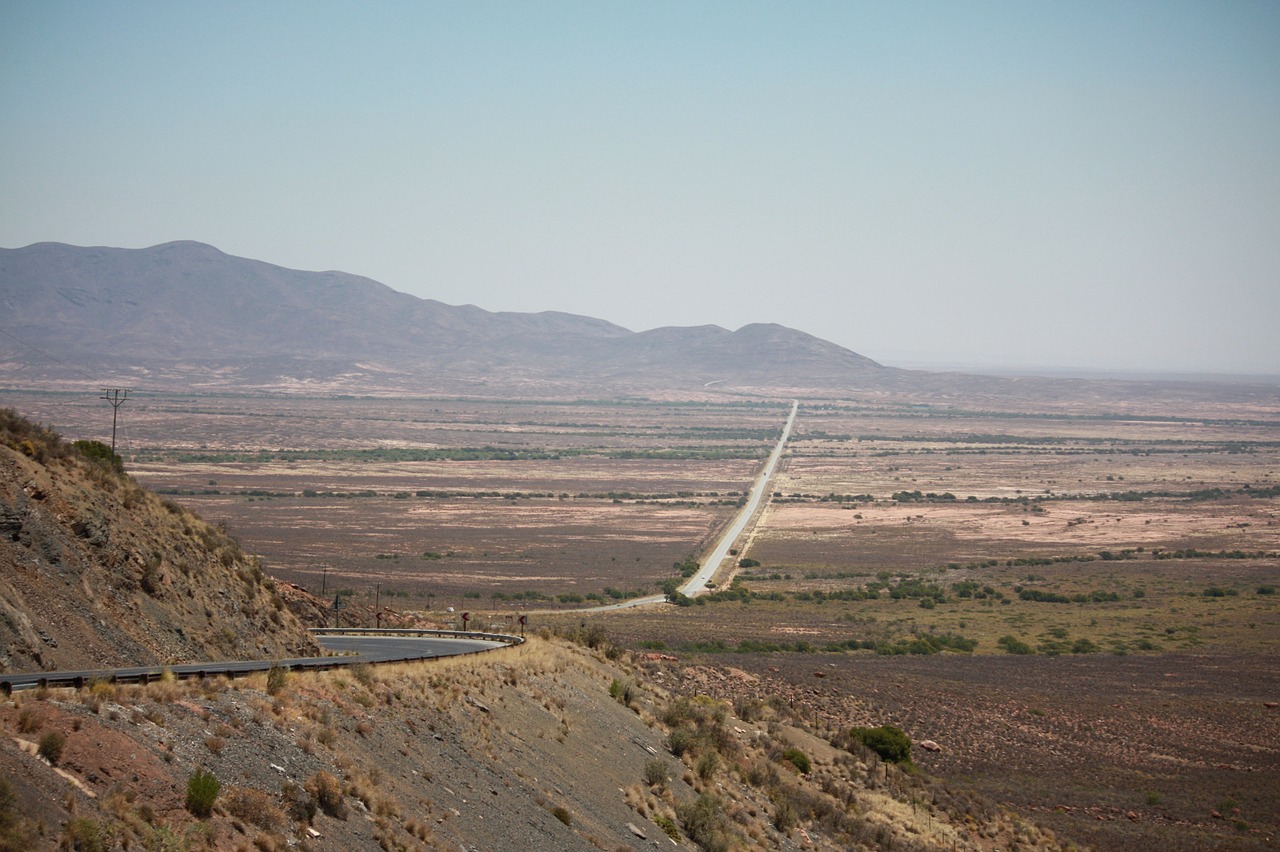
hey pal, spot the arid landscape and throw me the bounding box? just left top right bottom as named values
left=2, top=382, right=1277, bottom=849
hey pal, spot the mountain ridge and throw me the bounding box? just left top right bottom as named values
left=0, top=240, right=888, bottom=395
left=4, top=241, right=1278, bottom=413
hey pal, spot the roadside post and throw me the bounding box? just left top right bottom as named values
left=519, top=614, right=527, bottom=638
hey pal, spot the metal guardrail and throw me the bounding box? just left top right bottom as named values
left=0, top=628, right=521, bottom=695
left=310, top=627, right=526, bottom=645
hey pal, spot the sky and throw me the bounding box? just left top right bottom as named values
left=2, top=1, right=1278, bottom=376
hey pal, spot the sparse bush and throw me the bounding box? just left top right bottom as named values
left=668, top=728, right=696, bottom=758
left=140, top=554, right=163, bottom=596
left=16, top=707, right=39, bottom=735
left=677, top=794, right=735, bottom=852
left=350, top=662, right=375, bottom=688
left=644, top=758, right=671, bottom=788
left=0, top=777, right=35, bottom=848
left=609, top=678, right=635, bottom=706
left=185, top=769, right=220, bottom=818
left=36, top=731, right=66, bottom=765
left=653, top=814, right=681, bottom=842
left=281, top=781, right=317, bottom=823
left=305, top=771, right=347, bottom=819
left=266, top=664, right=288, bottom=696
left=60, top=817, right=105, bottom=852
left=222, top=787, right=283, bottom=831
left=551, top=806, right=571, bottom=826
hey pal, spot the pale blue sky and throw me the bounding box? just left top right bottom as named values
left=3, top=2, right=1278, bottom=375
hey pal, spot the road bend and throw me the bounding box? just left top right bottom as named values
left=0, top=630, right=513, bottom=694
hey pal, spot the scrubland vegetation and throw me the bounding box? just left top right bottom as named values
left=2, top=389, right=1277, bottom=848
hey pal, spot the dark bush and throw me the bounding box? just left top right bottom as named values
left=782, top=747, right=811, bottom=774
left=851, top=725, right=912, bottom=764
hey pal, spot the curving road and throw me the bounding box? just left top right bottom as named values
left=0, top=630, right=513, bottom=694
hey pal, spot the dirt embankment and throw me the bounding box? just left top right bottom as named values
left=1, top=633, right=1063, bottom=851
left=0, top=411, right=317, bottom=673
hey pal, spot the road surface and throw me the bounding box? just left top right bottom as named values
left=573, top=399, right=799, bottom=612
left=0, top=630, right=512, bottom=694
left=680, top=399, right=798, bottom=595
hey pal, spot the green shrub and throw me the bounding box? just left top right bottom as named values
left=266, top=664, right=288, bottom=696
left=997, top=634, right=1033, bottom=655
left=653, top=814, right=681, bottom=841
left=37, top=731, right=66, bottom=765
left=851, top=725, right=912, bottom=764
left=72, top=439, right=122, bottom=472
left=677, top=794, right=734, bottom=851
left=609, top=678, right=635, bottom=705
left=781, top=748, right=811, bottom=774
left=185, top=769, right=220, bottom=818
left=61, top=817, right=105, bottom=852
left=0, top=777, right=34, bottom=848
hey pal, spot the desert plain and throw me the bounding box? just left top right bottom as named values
left=2, top=385, right=1277, bottom=849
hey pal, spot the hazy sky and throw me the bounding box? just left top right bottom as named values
left=3, top=2, right=1278, bottom=375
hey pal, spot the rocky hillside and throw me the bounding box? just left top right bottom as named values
left=0, top=629, right=1060, bottom=851
left=0, top=409, right=317, bottom=673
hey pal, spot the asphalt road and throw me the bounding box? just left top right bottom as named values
left=680, top=399, right=798, bottom=595
left=0, top=631, right=511, bottom=693
left=574, top=399, right=799, bottom=612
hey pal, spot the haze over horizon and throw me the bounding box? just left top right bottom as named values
left=3, top=3, right=1278, bottom=377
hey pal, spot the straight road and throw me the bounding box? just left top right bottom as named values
left=577, top=399, right=799, bottom=612
left=680, top=399, right=797, bottom=595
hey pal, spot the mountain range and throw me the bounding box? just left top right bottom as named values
left=2, top=240, right=1273, bottom=407
left=0, top=241, right=887, bottom=396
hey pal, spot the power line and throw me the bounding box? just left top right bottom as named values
left=100, top=388, right=131, bottom=456
left=0, top=325, right=99, bottom=382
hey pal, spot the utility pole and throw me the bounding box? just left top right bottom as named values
left=99, top=388, right=131, bottom=457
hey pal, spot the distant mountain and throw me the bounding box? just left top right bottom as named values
left=0, top=241, right=887, bottom=395
left=2, top=241, right=1275, bottom=410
